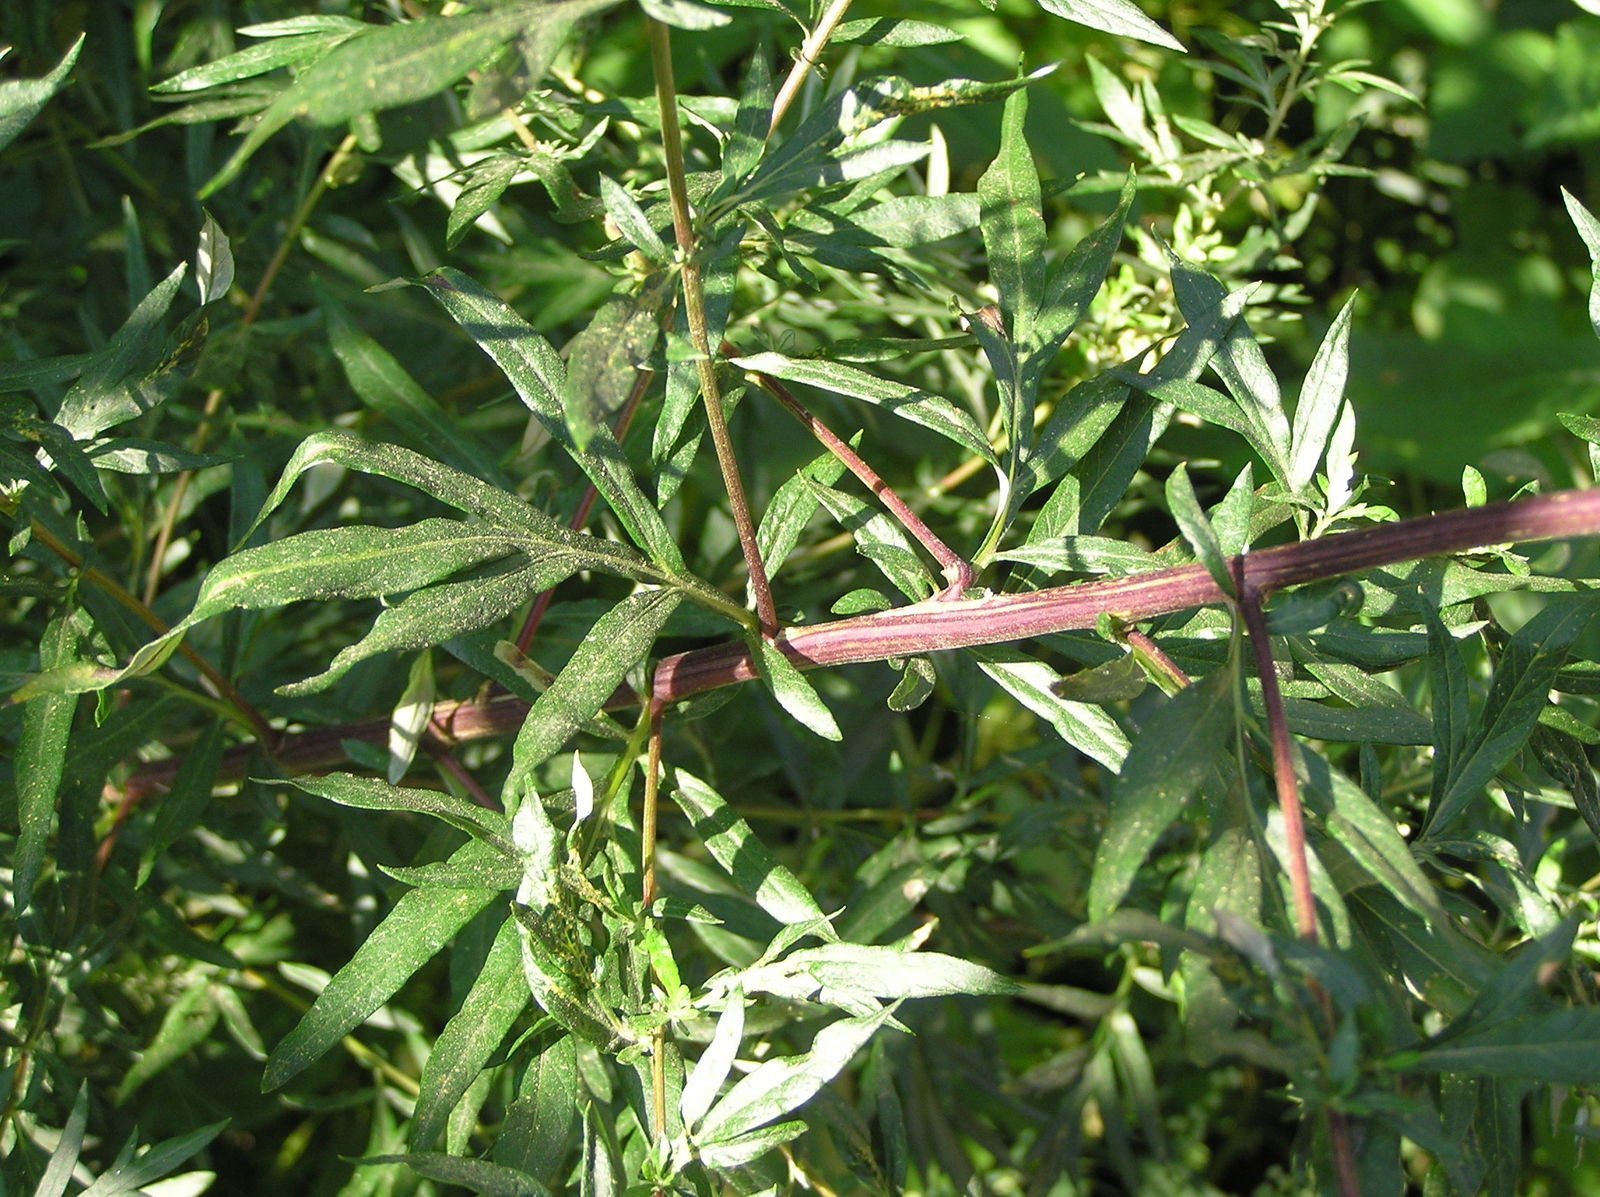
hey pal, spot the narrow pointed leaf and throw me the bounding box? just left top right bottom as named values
left=732, top=352, right=997, bottom=465
left=1089, top=671, right=1233, bottom=920
left=16, top=611, right=78, bottom=913
left=1288, top=295, right=1356, bottom=490
left=418, top=268, right=684, bottom=569
left=1409, top=1010, right=1600, bottom=1084
left=1035, top=170, right=1135, bottom=350
left=974, top=647, right=1130, bottom=770
left=670, top=769, right=834, bottom=930
left=412, top=918, right=529, bottom=1150
left=1034, top=0, right=1184, bottom=51
left=0, top=34, right=83, bottom=154
left=682, top=995, right=745, bottom=1133
left=978, top=87, right=1045, bottom=352
left=698, top=1006, right=898, bottom=1143
left=289, top=772, right=515, bottom=854
left=1563, top=188, right=1600, bottom=341
left=752, top=636, right=841, bottom=740
left=56, top=264, right=187, bottom=440
left=511, top=589, right=681, bottom=778
left=358, top=1154, right=552, bottom=1197
left=1166, top=462, right=1232, bottom=596
left=263, top=849, right=502, bottom=1090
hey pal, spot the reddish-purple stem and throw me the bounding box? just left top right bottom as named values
left=736, top=351, right=974, bottom=594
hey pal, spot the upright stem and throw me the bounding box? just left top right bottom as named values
left=647, top=19, right=778, bottom=638
left=769, top=0, right=854, bottom=135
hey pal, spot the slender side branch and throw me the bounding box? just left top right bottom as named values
left=647, top=19, right=777, bottom=637
left=738, top=352, right=974, bottom=593
left=1233, top=561, right=1318, bottom=944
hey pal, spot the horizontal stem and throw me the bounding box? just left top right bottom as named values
left=652, top=488, right=1600, bottom=703
left=117, top=487, right=1600, bottom=800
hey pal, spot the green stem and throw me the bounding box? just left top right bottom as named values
left=647, top=18, right=778, bottom=638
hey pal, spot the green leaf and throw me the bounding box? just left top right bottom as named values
left=55, top=264, right=188, bottom=440
left=1408, top=1010, right=1600, bottom=1084
left=973, top=647, right=1130, bottom=770
left=263, top=850, right=502, bottom=1090
left=137, top=720, right=226, bottom=888
left=194, top=210, right=235, bottom=306
left=511, top=589, right=681, bottom=780
left=412, top=918, right=529, bottom=1150
left=808, top=480, right=938, bottom=601
left=77, top=1119, right=228, bottom=1196
left=1036, top=170, right=1135, bottom=352
left=682, top=994, right=745, bottom=1133
left=325, top=300, right=512, bottom=491
left=560, top=292, right=661, bottom=451
left=1562, top=188, right=1600, bottom=341
left=0, top=34, right=83, bottom=155
left=498, top=1033, right=579, bottom=1184
left=670, top=768, right=834, bottom=930
left=1289, top=295, right=1356, bottom=491
left=756, top=441, right=851, bottom=584
left=978, top=86, right=1045, bottom=353
left=15, top=610, right=78, bottom=914
left=358, top=1154, right=552, bottom=1197
left=200, top=1, right=622, bottom=197
left=833, top=18, right=964, bottom=47
left=1424, top=596, right=1600, bottom=839
left=151, top=28, right=360, bottom=92
left=731, top=352, right=998, bottom=465
left=597, top=174, right=669, bottom=263
left=639, top=0, right=731, bottom=29
left=1032, top=0, right=1184, bottom=51
left=185, top=520, right=527, bottom=622
left=418, top=268, right=685, bottom=570
left=736, top=943, right=1019, bottom=1012
left=36, top=1084, right=89, bottom=1197
left=697, top=1006, right=900, bottom=1144
left=1166, top=462, right=1233, bottom=597
left=751, top=635, right=841, bottom=740
left=289, top=772, right=516, bottom=855
left=116, top=979, right=219, bottom=1102
left=279, top=560, right=554, bottom=696
left=1089, top=671, right=1233, bottom=921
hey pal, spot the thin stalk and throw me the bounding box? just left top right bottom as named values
left=739, top=354, right=973, bottom=592
left=647, top=19, right=778, bottom=638
left=144, top=133, right=361, bottom=605
left=1233, top=561, right=1317, bottom=944
left=768, top=0, right=854, bottom=136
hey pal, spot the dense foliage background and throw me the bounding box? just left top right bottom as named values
left=8, top=1, right=1600, bottom=1194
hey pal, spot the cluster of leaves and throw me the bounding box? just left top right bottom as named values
left=8, top=1, right=1600, bottom=1194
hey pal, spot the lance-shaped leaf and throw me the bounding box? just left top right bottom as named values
left=1033, top=0, right=1184, bottom=51
left=1288, top=294, right=1356, bottom=491
left=751, top=635, right=841, bottom=741
left=418, top=268, right=684, bottom=571
left=731, top=352, right=997, bottom=466
left=979, top=87, right=1045, bottom=356
left=359, top=1154, right=553, bottom=1197
left=263, top=844, right=503, bottom=1090
left=1035, top=171, right=1136, bottom=352
left=200, top=0, right=622, bottom=197
left=1166, top=462, right=1233, bottom=597
left=0, top=34, right=83, bottom=154
left=1563, top=188, right=1600, bottom=342
left=279, top=561, right=561, bottom=696
left=1089, top=670, right=1233, bottom=921
left=510, top=589, right=681, bottom=779
left=560, top=291, right=661, bottom=451
left=55, top=264, right=188, bottom=441
left=670, top=769, right=835, bottom=931
left=290, top=772, right=515, bottom=855
left=973, top=647, right=1129, bottom=771
left=411, top=918, right=529, bottom=1150
left=1423, top=595, right=1600, bottom=839
left=15, top=611, right=78, bottom=914
left=736, top=943, right=1018, bottom=1014
left=681, top=994, right=745, bottom=1133
left=1406, top=1009, right=1600, bottom=1084
left=696, top=1006, right=900, bottom=1145
left=183, top=519, right=526, bottom=624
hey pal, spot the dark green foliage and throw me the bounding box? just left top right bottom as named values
left=7, top=2, right=1600, bottom=1194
